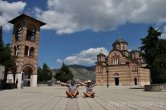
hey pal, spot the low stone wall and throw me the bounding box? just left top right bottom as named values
left=144, top=84, right=166, bottom=92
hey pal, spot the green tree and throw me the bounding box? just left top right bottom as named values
left=140, top=26, right=161, bottom=67
left=55, top=63, right=73, bottom=82
left=3, top=44, right=16, bottom=81
left=140, top=26, right=166, bottom=84
left=0, top=26, right=4, bottom=64
left=37, top=63, right=53, bottom=83
left=151, top=56, right=166, bottom=83
left=37, top=66, right=44, bottom=82
left=42, top=63, right=52, bottom=81
left=0, top=26, right=16, bottom=82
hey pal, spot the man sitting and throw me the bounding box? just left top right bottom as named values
left=61, top=80, right=79, bottom=98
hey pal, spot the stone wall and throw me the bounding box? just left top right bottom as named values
left=145, top=84, right=166, bottom=92
left=0, top=65, right=5, bottom=80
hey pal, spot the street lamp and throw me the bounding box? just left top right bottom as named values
left=105, top=57, right=109, bottom=88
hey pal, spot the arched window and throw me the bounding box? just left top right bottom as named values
left=15, top=27, right=22, bottom=41
left=123, top=44, right=125, bottom=50
left=14, top=46, right=16, bottom=56
left=117, top=56, right=119, bottom=65
left=114, top=56, right=117, bottom=65
left=97, top=57, right=100, bottom=62
left=24, top=46, right=29, bottom=56
left=112, top=56, right=115, bottom=65
left=132, top=65, right=138, bottom=72
left=135, top=66, right=138, bottom=71
left=120, top=44, right=123, bottom=50
left=114, top=73, right=120, bottom=77
left=116, top=44, right=120, bottom=50
left=98, top=68, right=101, bottom=72
left=30, top=28, right=36, bottom=41
left=124, top=44, right=127, bottom=50
left=29, top=47, right=35, bottom=57
left=132, top=52, right=135, bottom=58
left=15, top=45, right=20, bottom=56
left=26, top=26, right=36, bottom=42
left=116, top=56, right=118, bottom=65
left=112, top=55, right=120, bottom=65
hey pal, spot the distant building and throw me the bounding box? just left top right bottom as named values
left=0, top=64, right=5, bottom=86
left=96, top=38, right=150, bottom=86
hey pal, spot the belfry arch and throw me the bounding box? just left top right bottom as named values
left=22, top=65, right=34, bottom=86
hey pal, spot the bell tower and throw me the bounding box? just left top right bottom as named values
left=9, top=14, right=45, bottom=87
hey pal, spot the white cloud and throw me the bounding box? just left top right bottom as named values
left=160, top=34, right=166, bottom=39
left=35, top=0, right=166, bottom=34
left=0, top=0, right=26, bottom=31
left=56, top=58, right=63, bottom=63
left=160, top=26, right=166, bottom=39
left=57, top=47, right=109, bottom=65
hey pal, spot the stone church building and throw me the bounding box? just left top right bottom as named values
left=96, top=38, right=150, bottom=86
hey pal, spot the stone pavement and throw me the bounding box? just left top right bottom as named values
left=0, top=86, right=166, bottom=110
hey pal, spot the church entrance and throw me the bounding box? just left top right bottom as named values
left=22, top=66, right=33, bottom=86
left=115, top=77, right=119, bottom=86
left=134, top=78, right=137, bottom=85
left=114, top=73, right=120, bottom=86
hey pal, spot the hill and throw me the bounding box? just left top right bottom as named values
left=52, top=64, right=96, bottom=82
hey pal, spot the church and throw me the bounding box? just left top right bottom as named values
left=96, top=38, right=150, bottom=86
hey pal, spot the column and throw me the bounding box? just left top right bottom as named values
left=6, top=69, right=14, bottom=83
left=31, top=74, right=37, bottom=87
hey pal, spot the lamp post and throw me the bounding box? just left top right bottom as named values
left=105, top=57, right=109, bottom=88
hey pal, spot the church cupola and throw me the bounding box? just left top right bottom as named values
left=130, top=50, right=140, bottom=59
left=112, top=38, right=128, bottom=51
left=97, top=53, right=106, bottom=63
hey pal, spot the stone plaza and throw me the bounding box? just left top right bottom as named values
left=0, top=86, right=165, bottom=110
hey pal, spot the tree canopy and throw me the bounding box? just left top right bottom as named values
left=37, top=63, right=53, bottom=83
left=55, top=63, right=73, bottom=82
left=0, top=26, right=16, bottom=82
left=0, top=26, right=4, bottom=63
left=140, top=26, right=166, bottom=84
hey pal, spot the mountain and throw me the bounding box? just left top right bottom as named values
left=52, top=64, right=96, bottom=82
left=69, top=64, right=96, bottom=71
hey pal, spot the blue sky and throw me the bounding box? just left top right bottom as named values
left=1, top=0, right=166, bottom=69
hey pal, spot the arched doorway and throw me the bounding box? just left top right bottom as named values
left=134, top=78, right=137, bottom=85
left=114, top=73, right=120, bottom=86
left=22, top=66, right=33, bottom=86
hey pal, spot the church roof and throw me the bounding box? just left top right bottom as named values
left=109, top=50, right=128, bottom=58
left=97, top=53, right=106, bottom=56
left=113, top=38, right=128, bottom=45
left=9, top=14, right=46, bottom=26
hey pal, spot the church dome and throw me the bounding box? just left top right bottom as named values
left=112, top=38, right=128, bottom=51
left=97, top=53, right=106, bottom=56
left=113, top=38, right=128, bottom=45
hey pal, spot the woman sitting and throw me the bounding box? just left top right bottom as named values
left=81, top=80, right=95, bottom=98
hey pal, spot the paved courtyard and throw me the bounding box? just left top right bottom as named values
left=0, top=86, right=166, bottom=110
